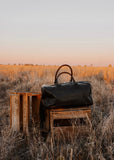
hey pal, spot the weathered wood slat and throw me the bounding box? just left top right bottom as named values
left=50, top=110, right=91, bottom=119
left=10, top=93, right=20, bottom=131
left=10, top=95, right=12, bottom=127
left=23, top=93, right=29, bottom=134
left=32, top=94, right=41, bottom=123
left=50, top=107, right=91, bottom=112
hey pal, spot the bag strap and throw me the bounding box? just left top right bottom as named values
left=54, top=64, right=75, bottom=84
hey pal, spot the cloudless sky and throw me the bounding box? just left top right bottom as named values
left=0, top=0, right=114, bottom=66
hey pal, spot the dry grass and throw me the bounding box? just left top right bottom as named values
left=0, top=64, right=114, bottom=160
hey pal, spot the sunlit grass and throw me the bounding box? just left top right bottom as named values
left=0, top=64, right=113, bottom=160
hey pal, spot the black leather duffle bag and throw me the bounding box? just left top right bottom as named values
left=41, top=64, right=93, bottom=109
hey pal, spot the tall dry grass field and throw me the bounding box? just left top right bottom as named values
left=0, top=64, right=114, bottom=160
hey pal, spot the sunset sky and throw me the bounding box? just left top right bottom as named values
left=0, top=0, right=114, bottom=66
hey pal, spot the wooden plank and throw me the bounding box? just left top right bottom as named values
left=10, top=92, right=41, bottom=96
left=28, top=96, right=30, bottom=125
left=23, top=93, right=29, bottom=134
left=50, top=110, right=91, bottom=119
left=10, top=95, right=12, bottom=127
left=11, top=94, right=20, bottom=131
left=37, top=94, right=41, bottom=123
left=45, top=109, right=50, bottom=131
left=50, top=111, right=54, bottom=149
left=32, top=94, right=41, bottom=123
left=20, top=95, right=23, bottom=130
left=50, top=107, right=91, bottom=112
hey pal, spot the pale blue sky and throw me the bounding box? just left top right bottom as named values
left=0, top=0, right=114, bottom=66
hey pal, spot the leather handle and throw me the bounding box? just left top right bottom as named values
left=54, top=64, right=75, bottom=84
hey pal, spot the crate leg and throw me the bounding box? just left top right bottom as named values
left=23, top=93, right=29, bottom=134
left=20, top=95, right=23, bottom=130
left=10, top=95, right=12, bottom=127
left=28, top=96, right=30, bottom=125
left=32, top=95, right=41, bottom=124
left=10, top=94, right=20, bottom=131
left=50, top=113, right=54, bottom=152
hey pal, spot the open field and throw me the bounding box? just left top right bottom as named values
left=0, top=64, right=114, bottom=160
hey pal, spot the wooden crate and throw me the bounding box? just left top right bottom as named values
left=45, top=107, right=91, bottom=138
left=10, top=92, right=41, bottom=134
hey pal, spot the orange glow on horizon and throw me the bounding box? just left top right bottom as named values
left=0, top=46, right=114, bottom=66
